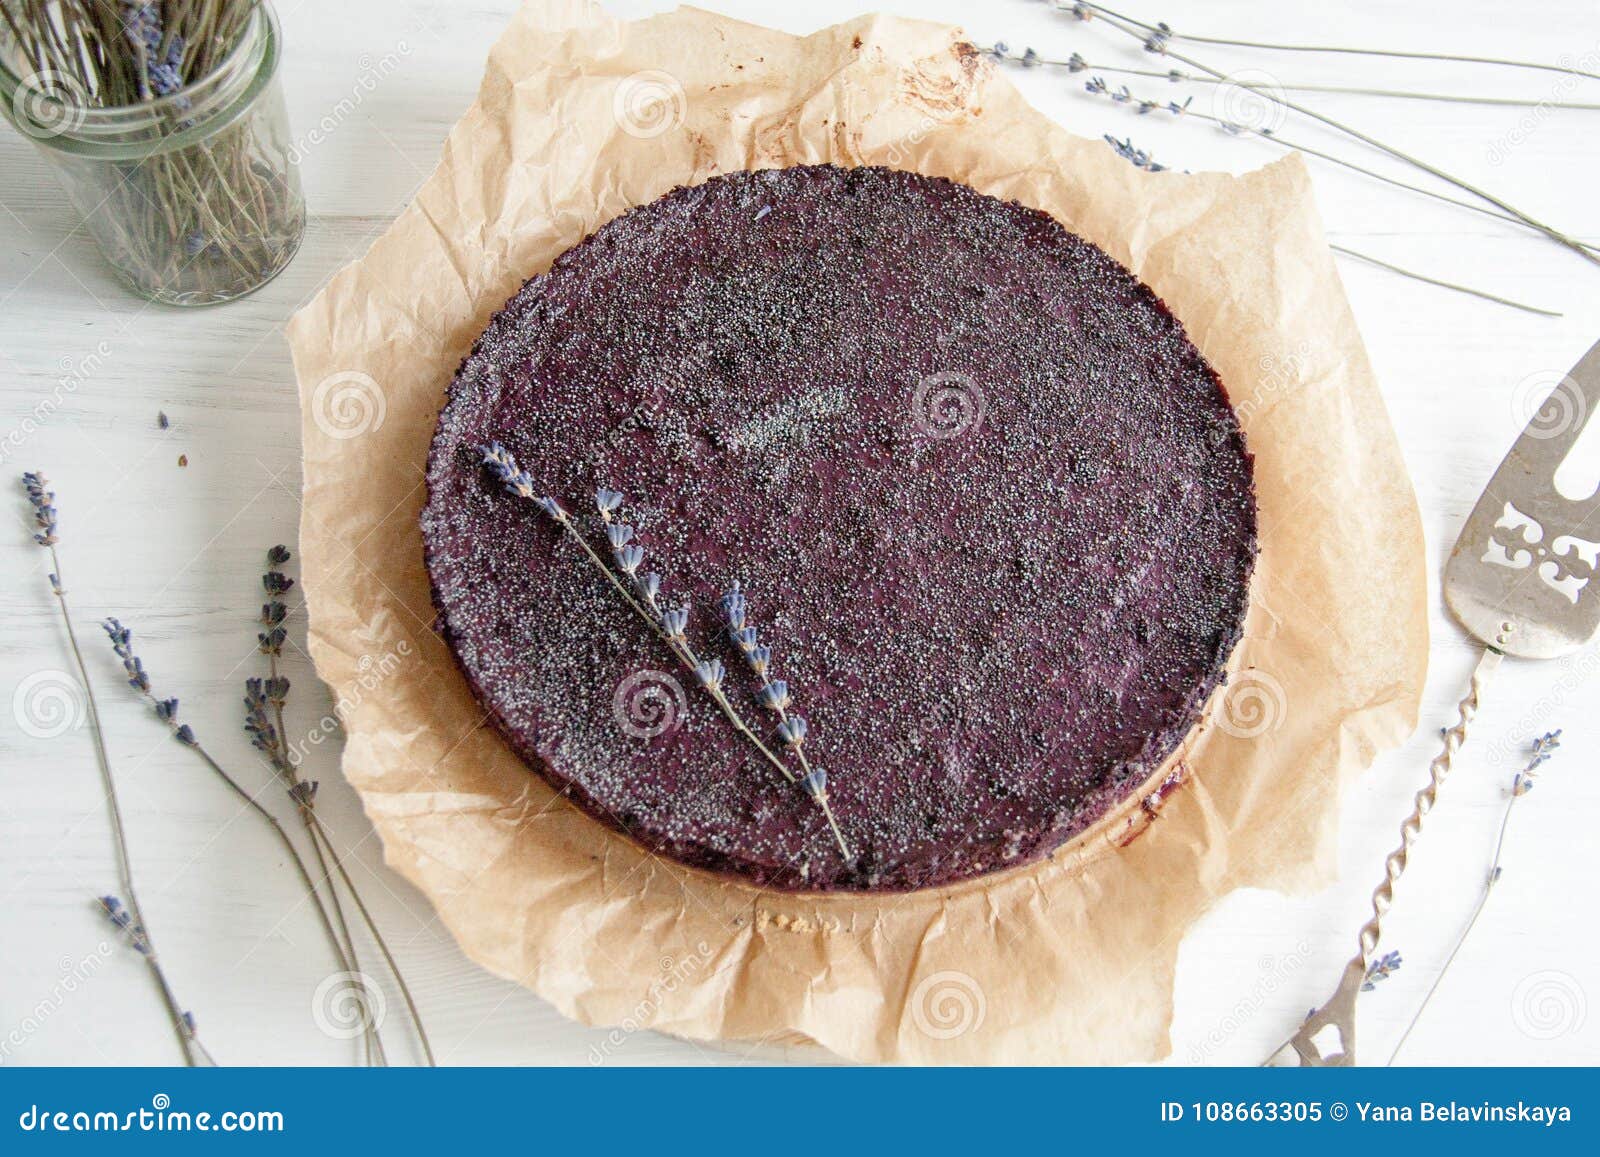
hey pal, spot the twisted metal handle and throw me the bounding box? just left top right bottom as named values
left=1273, top=645, right=1502, bottom=1066
left=1356, top=646, right=1500, bottom=965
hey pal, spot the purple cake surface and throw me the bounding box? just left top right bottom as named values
left=422, top=164, right=1257, bottom=892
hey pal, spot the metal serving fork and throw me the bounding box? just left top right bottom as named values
left=1267, top=338, right=1600, bottom=1066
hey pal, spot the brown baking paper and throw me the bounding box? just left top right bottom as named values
left=285, top=0, right=1427, bottom=1063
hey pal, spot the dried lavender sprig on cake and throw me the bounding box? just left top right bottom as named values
left=1387, top=730, right=1562, bottom=1064
left=720, top=582, right=851, bottom=857
left=20, top=471, right=202, bottom=1065
left=250, top=546, right=434, bottom=1066
left=1062, top=2, right=1599, bottom=267
left=477, top=444, right=852, bottom=858
left=100, top=615, right=374, bottom=1062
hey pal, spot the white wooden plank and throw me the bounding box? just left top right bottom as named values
left=1, top=0, right=1596, bottom=1065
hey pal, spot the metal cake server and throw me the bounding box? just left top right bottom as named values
left=1267, top=337, right=1600, bottom=1066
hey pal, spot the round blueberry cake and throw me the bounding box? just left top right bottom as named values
left=422, top=164, right=1257, bottom=892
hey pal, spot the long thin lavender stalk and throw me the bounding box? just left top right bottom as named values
left=552, top=491, right=798, bottom=786
left=1068, top=66, right=1581, bottom=236
left=244, top=683, right=386, bottom=1065
left=254, top=554, right=380, bottom=1059
left=21, top=472, right=202, bottom=1066
left=97, top=896, right=215, bottom=1065
left=255, top=549, right=434, bottom=1066
left=1071, top=3, right=1600, bottom=266
left=1058, top=3, right=1600, bottom=84
left=989, top=45, right=1600, bottom=109
left=718, top=583, right=852, bottom=858
left=1001, top=48, right=1600, bottom=255
left=1092, top=128, right=1563, bottom=316
left=1387, top=731, right=1563, bottom=1064
left=483, top=451, right=853, bottom=859
left=1328, top=245, right=1562, bottom=318
left=99, top=616, right=372, bottom=1062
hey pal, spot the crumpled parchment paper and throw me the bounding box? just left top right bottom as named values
left=284, top=0, right=1427, bottom=1063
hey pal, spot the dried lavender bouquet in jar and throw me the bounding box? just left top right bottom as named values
left=0, top=1, right=305, bottom=305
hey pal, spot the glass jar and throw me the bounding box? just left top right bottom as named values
left=0, top=3, right=305, bottom=306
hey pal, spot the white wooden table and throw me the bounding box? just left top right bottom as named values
left=2, top=0, right=1597, bottom=1066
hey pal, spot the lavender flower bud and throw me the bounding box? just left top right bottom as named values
left=758, top=679, right=790, bottom=712
left=479, top=444, right=540, bottom=500
left=606, top=523, right=635, bottom=550
left=695, top=658, right=725, bottom=691
left=748, top=644, right=771, bottom=677
left=777, top=715, right=807, bottom=747
left=799, top=766, right=828, bottom=801
left=661, top=606, right=690, bottom=640
left=616, top=544, right=645, bottom=575
left=99, top=896, right=149, bottom=955
left=21, top=471, right=58, bottom=545
left=721, top=583, right=747, bottom=630
left=595, top=488, right=624, bottom=519
left=730, top=627, right=758, bottom=653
